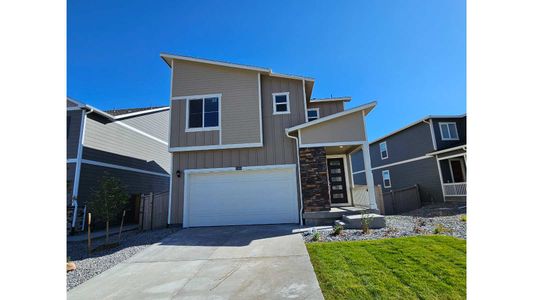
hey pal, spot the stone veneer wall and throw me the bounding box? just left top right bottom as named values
left=299, top=147, right=330, bottom=211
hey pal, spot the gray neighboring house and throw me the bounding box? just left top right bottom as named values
left=351, top=114, right=466, bottom=205
left=67, top=98, right=171, bottom=231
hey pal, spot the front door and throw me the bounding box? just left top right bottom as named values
left=449, top=158, right=466, bottom=182
left=327, top=158, right=348, bottom=204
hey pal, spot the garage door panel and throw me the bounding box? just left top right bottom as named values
left=185, top=165, right=299, bottom=227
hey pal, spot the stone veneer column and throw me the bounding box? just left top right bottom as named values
left=299, top=147, right=331, bottom=212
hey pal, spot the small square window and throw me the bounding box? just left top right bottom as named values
left=307, top=108, right=319, bottom=121
left=273, top=92, right=290, bottom=114
left=439, top=122, right=459, bottom=141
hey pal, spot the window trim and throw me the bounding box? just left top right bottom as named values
left=185, top=93, right=222, bottom=132
left=307, top=108, right=320, bottom=121
left=379, top=141, right=388, bottom=160
left=272, top=92, right=291, bottom=115
left=382, top=170, right=392, bottom=188
left=438, top=122, right=459, bottom=141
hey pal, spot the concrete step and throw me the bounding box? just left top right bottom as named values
left=342, top=213, right=386, bottom=229
left=334, top=220, right=346, bottom=227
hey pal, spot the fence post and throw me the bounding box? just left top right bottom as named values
left=150, top=192, right=154, bottom=231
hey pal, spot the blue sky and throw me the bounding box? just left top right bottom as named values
left=67, top=0, right=465, bottom=141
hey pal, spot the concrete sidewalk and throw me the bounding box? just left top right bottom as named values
left=68, top=225, right=324, bottom=300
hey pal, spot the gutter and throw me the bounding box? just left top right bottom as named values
left=286, top=131, right=304, bottom=226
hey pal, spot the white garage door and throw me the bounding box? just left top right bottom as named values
left=184, top=165, right=299, bottom=227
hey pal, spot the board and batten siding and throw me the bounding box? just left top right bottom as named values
left=83, top=114, right=171, bottom=173
left=120, top=110, right=170, bottom=142
left=307, top=101, right=344, bottom=118
left=299, top=111, right=366, bottom=145
left=67, top=110, right=82, bottom=159
left=170, top=59, right=261, bottom=147
left=169, top=75, right=307, bottom=224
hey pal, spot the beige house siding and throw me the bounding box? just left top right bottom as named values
left=300, top=111, right=367, bottom=145
left=170, top=59, right=261, bottom=147
left=307, top=101, right=344, bottom=118
left=168, top=75, right=307, bottom=224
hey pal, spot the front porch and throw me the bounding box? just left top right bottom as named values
left=285, top=102, right=383, bottom=226
left=429, top=145, right=467, bottom=202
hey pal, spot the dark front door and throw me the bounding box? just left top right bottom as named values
left=327, top=158, right=348, bottom=204
left=450, top=159, right=465, bottom=182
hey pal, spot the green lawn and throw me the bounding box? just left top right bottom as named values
left=306, top=236, right=466, bottom=300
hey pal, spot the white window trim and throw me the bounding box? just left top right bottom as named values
left=379, top=141, right=388, bottom=160
left=307, top=108, right=320, bottom=121
left=439, top=122, right=459, bottom=141
left=184, top=93, right=222, bottom=132
left=382, top=170, right=392, bottom=188
left=272, top=92, right=291, bottom=115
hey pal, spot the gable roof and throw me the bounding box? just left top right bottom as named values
left=286, top=101, right=377, bottom=133
left=371, top=114, right=466, bottom=144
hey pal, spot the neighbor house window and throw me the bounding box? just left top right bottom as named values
left=379, top=141, right=388, bottom=159
left=272, top=92, right=290, bottom=114
left=439, top=122, right=459, bottom=140
left=307, top=108, right=319, bottom=121
left=382, top=170, right=391, bottom=188
left=186, top=95, right=220, bottom=131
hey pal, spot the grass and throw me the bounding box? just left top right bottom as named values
left=306, top=236, right=466, bottom=300
left=460, top=215, right=467, bottom=222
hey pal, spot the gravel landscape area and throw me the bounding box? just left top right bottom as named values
left=67, top=227, right=180, bottom=290
left=303, top=204, right=466, bottom=243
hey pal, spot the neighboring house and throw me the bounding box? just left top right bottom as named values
left=162, top=53, right=378, bottom=228
left=67, top=98, right=171, bottom=230
left=351, top=115, right=467, bottom=205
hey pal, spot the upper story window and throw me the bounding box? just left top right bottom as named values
left=272, top=92, right=290, bottom=115
left=186, top=94, right=220, bottom=132
left=439, top=122, right=459, bottom=141
left=307, top=108, right=319, bottom=121
left=379, top=141, right=388, bottom=159
left=382, top=170, right=392, bottom=188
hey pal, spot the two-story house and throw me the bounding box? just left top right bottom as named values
left=351, top=114, right=467, bottom=208
left=67, top=98, right=171, bottom=231
left=162, top=54, right=380, bottom=227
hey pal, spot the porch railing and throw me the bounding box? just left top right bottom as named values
left=443, top=182, right=467, bottom=196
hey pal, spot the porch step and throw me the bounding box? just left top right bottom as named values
left=334, top=220, right=346, bottom=227
left=303, top=206, right=379, bottom=226
left=341, top=213, right=386, bottom=229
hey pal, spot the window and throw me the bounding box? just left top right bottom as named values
left=382, top=170, right=391, bottom=188
left=186, top=95, right=220, bottom=131
left=379, top=141, right=388, bottom=159
left=439, top=122, right=459, bottom=140
left=307, top=108, right=319, bottom=121
left=272, top=92, right=290, bottom=114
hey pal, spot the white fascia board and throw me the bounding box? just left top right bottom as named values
left=427, top=144, right=467, bottom=156
left=285, top=101, right=377, bottom=133
left=310, top=97, right=351, bottom=103
left=169, top=142, right=263, bottom=153
left=113, top=107, right=170, bottom=120
left=160, top=53, right=271, bottom=73
left=81, top=159, right=170, bottom=177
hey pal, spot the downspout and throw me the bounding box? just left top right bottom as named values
left=71, top=107, right=93, bottom=230
left=286, top=130, right=304, bottom=226
left=423, top=119, right=437, bottom=151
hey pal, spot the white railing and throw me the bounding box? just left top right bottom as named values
left=443, top=182, right=467, bottom=196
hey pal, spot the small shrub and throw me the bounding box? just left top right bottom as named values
left=414, top=226, right=424, bottom=234
left=361, top=212, right=374, bottom=234
left=311, top=232, right=320, bottom=242
left=460, top=214, right=467, bottom=222
left=332, top=224, right=343, bottom=236
left=434, top=224, right=451, bottom=234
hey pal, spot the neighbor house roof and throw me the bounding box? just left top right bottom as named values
left=285, top=101, right=377, bottom=133
left=310, top=97, right=351, bottom=103
left=371, top=114, right=466, bottom=144
left=67, top=97, right=169, bottom=120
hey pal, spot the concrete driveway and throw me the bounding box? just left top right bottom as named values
left=68, top=225, right=324, bottom=300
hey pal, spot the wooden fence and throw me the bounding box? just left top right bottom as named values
left=382, top=185, right=421, bottom=215
left=139, top=191, right=169, bottom=230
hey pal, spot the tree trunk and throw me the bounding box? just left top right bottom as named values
left=106, top=220, right=109, bottom=244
